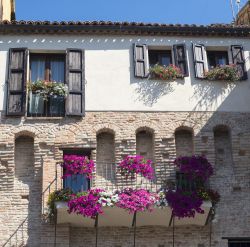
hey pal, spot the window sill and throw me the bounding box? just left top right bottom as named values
left=25, top=116, right=64, bottom=120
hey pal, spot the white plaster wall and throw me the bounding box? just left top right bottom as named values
left=0, top=34, right=250, bottom=112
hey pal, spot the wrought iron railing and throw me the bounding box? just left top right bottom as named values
left=2, top=217, right=28, bottom=247
left=41, top=161, right=208, bottom=216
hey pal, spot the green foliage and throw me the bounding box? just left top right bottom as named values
left=46, top=188, right=72, bottom=221
left=205, top=65, right=240, bottom=81
left=29, top=80, right=68, bottom=100
left=149, top=64, right=184, bottom=80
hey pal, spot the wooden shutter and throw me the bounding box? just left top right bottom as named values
left=6, top=48, right=28, bottom=116
left=231, top=45, right=247, bottom=80
left=173, top=44, right=189, bottom=77
left=134, top=44, right=148, bottom=78
left=66, top=49, right=85, bottom=116
left=192, top=44, right=207, bottom=79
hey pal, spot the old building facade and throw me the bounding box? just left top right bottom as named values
left=0, top=1, right=250, bottom=247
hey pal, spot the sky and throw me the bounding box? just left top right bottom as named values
left=16, top=0, right=248, bottom=25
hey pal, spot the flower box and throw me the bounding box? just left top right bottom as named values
left=204, top=65, right=240, bottom=81
left=49, top=95, right=65, bottom=116
left=29, top=92, right=44, bottom=114
left=149, top=64, right=184, bottom=81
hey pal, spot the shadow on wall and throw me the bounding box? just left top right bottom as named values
left=191, top=80, right=236, bottom=112
left=134, top=79, right=174, bottom=107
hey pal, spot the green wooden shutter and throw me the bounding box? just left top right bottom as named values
left=192, top=44, right=207, bottom=79
left=231, top=45, right=247, bottom=80
left=6, top=48, right=28, bottom=116
left=134, top=44, right=148, bottom=78
left=173, top=44, right=189, bottom=77
left=66, top=49, right=85, bottom=116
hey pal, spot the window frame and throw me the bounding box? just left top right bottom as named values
left=28, top=53, right=67, bottom=117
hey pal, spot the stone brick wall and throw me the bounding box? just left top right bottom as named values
left=0, top=111, right=249, bottom=246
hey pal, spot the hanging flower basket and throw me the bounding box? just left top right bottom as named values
left=204, top=65, right=241, bottom=81
left=62, top=155, right=95, bottom=178
left=118, top=155, right=154, bottom=180
left=166, top=190, right=204, bottom=218
left=149, top=64, right=184, bottom=80
left=174, top=156, right=213, bottom=183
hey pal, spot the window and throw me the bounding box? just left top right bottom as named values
left=193, top=44, right=247, bottom=80
left=148, top=50, right=172, bottom=67
left=207, top=51, right=229, bottom=69
left=134, top=44, right=189, bottom=78
left=29, top=54, right=66, bottom=117
left=6, top=48, right=85, bottom=116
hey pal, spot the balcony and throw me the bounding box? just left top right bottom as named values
left=52, top=162, right=212, bottom=228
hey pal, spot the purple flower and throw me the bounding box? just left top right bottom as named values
left=174, top=155, right=213, bottom=182
left=117, top=188, right=157, bottom=214
left=166, top=190, right=204, bottom=218
left=68, top=188, right=104, bottom=219
left=118, top=155, right=154, bottom=180
left=62, top=155, right=95, bottom=179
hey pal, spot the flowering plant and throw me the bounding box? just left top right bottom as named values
left=118, top=155, right=154, bottom=180
left=174, top=156, right=213, bottom=182
left=155, top=190, right=168, bottom=208
left=197, top=188, right=220, bottom=206
left=117, top=188, right=157, bottom=214
left=204, top=65, right=240, bottom=81
left=29, top=80, right=68, bottom=100
left=98, top=190, right=119, bottom=207
left=46, top=188, right=72, bottom=221
left=166, top=190, right=204, bottom=218
left=68, top=189, right=104, bottom=219
left=149, top=64, right=184, bottom=80
left=62, top=155, right=95, bottom=178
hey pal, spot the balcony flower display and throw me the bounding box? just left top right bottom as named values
left=155, top=190, right=168, bottom=208
left=46, top=188, right=73, bottom=220
left=197, top=188, right=220, bottom=206
left=204, top=65, right=240, bottom=81
left=29, top=80, right=68, bottom=100
left=68, top=188, right=104, bottom=219
left=118, top=155, right=154, bottom=180
left=166, top=190, right=204, bottom=218
left=174, top=156, right=213, bottom=182
left=98, top=190, right=119, bottom=207
left=116, top=188, right=157, bottom=214
left=149, top=64, right=184, bottom=80
left=62, top=155, right=95, bottom=178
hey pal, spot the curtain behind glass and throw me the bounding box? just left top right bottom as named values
left=31, top=56, right=45, bottom=82
left=51, top=57, right=65, bottom=83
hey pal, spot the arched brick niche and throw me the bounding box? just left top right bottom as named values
left=136, top=128, right=154, bottom=161
left=15, top=135, right=34, bottom=181
left=213, top=125, right=232, bottom=167
left=175, top=128, right=194, bottom=157
left=96, top=131, right=115, bottom=181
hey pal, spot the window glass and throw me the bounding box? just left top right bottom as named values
left=51, top=56, right=65, bottom=82
left=149, top=50, right=172, bottom=67
left=31, top=56, right=45, bottom=81
left=207, top=51, right=229, bottom=69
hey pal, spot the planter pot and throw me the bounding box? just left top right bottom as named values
left=49, top=95, right=65, bottom=116
left=29, top=92, right=44, bottom=114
